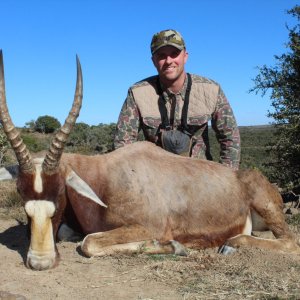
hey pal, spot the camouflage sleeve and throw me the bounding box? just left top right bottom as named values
left=113, top=89, right=140, bottom=150
left=211, top=86, right=241, bottom=170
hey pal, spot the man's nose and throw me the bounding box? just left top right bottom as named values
left=165, top=55, right=173, bottom=63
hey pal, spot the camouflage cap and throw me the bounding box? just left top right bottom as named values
left=151, top=29, right=185, bottom=55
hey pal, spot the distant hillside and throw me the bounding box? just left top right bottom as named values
left=3, top=124, right=276, bottom=178
left=208, top=125, right=275, bottom=172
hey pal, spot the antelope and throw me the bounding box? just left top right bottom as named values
left=0, top=50, right=299, bottom=271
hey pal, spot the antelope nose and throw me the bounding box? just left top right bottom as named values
left=26, top=252, right=57, bottom=271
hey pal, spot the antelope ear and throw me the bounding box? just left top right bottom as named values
left=0, top=165, right=19, bottom=180
left=66, top=169, right=107, bottom=208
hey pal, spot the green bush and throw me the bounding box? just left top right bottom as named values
left=208, top=125, right=275, bottom=174
left=67, top=122, right=116, bottom=154
left=67, top=122, right=91, bottom=147
left=35, top=115, right=61, bottom=133
left=21, top=133, right=50, bottom=152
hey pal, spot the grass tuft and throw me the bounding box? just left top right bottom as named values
left=0, top=180, right=26, bottom=223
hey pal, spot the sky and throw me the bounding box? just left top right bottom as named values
left=1, top=0, right=299, bottom=127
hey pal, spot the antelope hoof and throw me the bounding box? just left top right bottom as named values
left=170, top=240, right=188, bottom=256
left=218, top=244, right=237, bottom=255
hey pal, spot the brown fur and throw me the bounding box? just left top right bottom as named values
left=14, top=141, right=300, bottom=269
left=59, top=143, right=298, bottom=251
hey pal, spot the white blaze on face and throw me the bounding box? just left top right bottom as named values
left=33, top=161, right=43, bottom=194
left=25, top=200, right=56, bottom=270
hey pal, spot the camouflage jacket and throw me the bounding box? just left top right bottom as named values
left=114, top=74, right=241, bottom=170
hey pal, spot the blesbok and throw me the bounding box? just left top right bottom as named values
left=0, top=50, right=299, bottom=271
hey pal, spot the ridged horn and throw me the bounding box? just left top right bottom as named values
left=0, top=50, right=35, bottom=174
left=42, top=55, right=83, bottom=174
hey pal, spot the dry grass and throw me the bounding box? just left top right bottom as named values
left=0, top=180, right=27, bottom=223
left=140, top=248, right=300, bottom=300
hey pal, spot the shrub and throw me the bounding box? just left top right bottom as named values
left=21, top=133, right=50, bottom=152
left=67, top=122, right=116, bottom=154
left=35, top=115, right=61, bottom=133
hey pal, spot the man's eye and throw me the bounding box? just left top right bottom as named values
left=155, top=50, right=181, bottom=60
left=157, top=54, right=166, bottom=60
left=170, top=51, right=180, bottom=58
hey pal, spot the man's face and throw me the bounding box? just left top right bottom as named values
left=152, top=46, right=188, bottom=83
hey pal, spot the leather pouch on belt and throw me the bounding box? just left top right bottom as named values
left=161, top=130, right=191, bottom=156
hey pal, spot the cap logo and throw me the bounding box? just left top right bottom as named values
left=166, top=33, right=176, bottom=41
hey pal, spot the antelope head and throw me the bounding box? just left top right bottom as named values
left=0, top=51, right=83, bottom=270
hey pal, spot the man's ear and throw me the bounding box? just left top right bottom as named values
left=184, top=50, right=189, bottom=64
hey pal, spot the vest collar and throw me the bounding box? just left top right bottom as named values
left=159, top=74, right=189, bottom=102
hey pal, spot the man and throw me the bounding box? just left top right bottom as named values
left=114, top=29, right=241, bottom=170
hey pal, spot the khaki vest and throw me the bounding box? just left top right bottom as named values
left=131, top=74, right=220, bottom=127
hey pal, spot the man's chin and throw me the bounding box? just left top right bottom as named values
left=161, top=73, right=178, bottom=81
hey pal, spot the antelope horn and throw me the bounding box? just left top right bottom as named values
left=42, top=55, right=83, bottom=174
left=0, top=50, right=35, bottom=174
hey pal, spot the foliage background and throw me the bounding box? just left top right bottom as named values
left=1, top=123, right=276, bottom=181
left=250, top=6, right=300, bottom=191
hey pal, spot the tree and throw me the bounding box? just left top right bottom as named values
left=66, top=122, right=116, bottom=154
left=67, top=122, right=91, bottom=147
left=250, top=5, right=300, bottom=191
left=89, top=123, right=116, bottom=153
left=25, top=119, right=36, bottom=132
left=35, top=115, right=61, bottom=134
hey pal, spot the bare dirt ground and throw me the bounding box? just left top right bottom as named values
left=1, top=187, right=300, bottom=299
